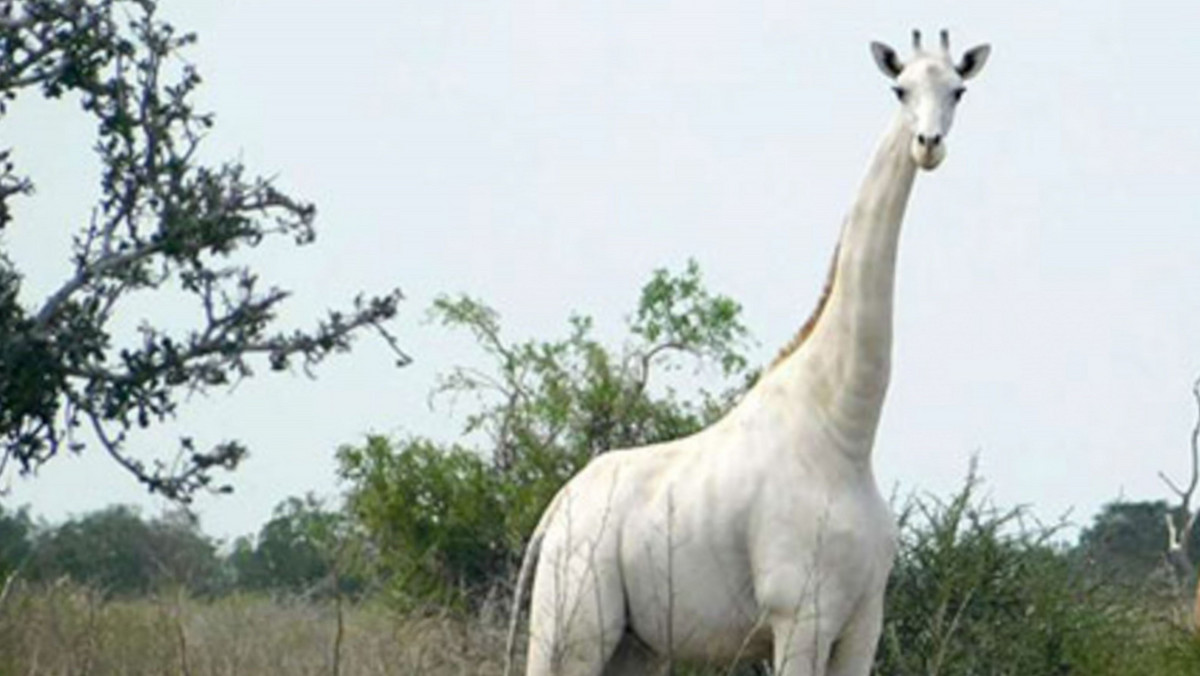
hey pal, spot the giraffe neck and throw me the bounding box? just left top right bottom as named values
left=780, top=113, right=918, bottom=446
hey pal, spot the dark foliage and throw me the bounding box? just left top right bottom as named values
left=27, top=505, right=220, bottom=596
left=1077, top=500, right=1200, bottom=590
left=227, top=493, right=362, bottom=597
left=0, top=504, right=32, bottom=580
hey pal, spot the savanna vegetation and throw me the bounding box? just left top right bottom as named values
left=3, top=2, right=1200, bottom=675
left=3, top=261, right=1200, bottom=674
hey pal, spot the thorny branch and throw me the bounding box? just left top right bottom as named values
left=0, top=1, right=407, bottom=500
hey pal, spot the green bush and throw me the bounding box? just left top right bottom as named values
left=877, top=465, right=1200, bottom=676
left=337, top=261, right=752, bottom=609
left=338, top=436, right=510, bottom=609
left=227, top=494, right=364, bottom=598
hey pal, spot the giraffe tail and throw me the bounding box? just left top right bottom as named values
left=503, top=528, right=545, bottom=676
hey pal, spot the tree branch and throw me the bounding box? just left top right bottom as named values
left=0, top=0, right=407, bottom=500
left=1161, top=375, right=1200, bottom=588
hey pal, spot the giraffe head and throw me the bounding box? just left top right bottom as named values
left=870, top=29, right=990, bottom=170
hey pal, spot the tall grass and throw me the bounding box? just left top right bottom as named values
left=0, top=581, right=507, bottom=676
left=6, top=578, right=1196, bottom=676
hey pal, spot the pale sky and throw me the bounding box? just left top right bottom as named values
left=5, top=1, right=1200, bottom=543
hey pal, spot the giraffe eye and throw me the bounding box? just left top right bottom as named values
left=892, top=86, right=907, bottom=102
left=952, top=87, right=966, bottom=102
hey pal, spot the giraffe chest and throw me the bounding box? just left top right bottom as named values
left=748, top=459, right=897, bottom=610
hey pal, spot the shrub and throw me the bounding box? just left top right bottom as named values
left=877, top=464, right=1200, bottom=676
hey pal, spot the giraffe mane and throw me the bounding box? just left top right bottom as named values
left=768, top=244, right=839, bottom=370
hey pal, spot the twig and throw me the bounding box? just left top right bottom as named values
left=0, top=570, right=17, bottom=610
left=173, top=589, right=193, bottom=676
left=331, top=586, right=345, bottom=676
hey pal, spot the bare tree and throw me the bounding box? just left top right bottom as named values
left=1159, top=375, right=1200, bottom=629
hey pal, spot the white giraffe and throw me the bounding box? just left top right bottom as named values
left=505, top=30, right=990, bottom=676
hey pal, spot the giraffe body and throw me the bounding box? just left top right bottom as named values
left=506, top=31, right=990, bottom=676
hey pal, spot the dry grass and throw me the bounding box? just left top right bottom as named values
left=7, top=577, right=1197, bottom=676
left=0, top=581, right=509, bottom=676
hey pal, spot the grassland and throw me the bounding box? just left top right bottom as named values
left=0, top=582, right=509, bottom=676
left=4, top=576, right=1200, bottom=675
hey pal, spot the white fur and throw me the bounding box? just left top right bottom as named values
left=873, top=37, right=990, bottom=170
left=506, top=33, right=988, bottom=676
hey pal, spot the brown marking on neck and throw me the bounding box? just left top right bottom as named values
left=768, top=243, right=840, bottom=370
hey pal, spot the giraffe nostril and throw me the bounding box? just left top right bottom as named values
left=917, top=134, right=942, bottom=148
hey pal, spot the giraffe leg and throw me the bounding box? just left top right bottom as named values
left=826, top=593, right=884, bottom=676
left=770, top=614, right=832, bottom=676
left=524, top=540, right=627, bottom=676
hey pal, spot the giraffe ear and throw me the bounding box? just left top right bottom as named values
left=956, top=44, right=991, bottom=80
left=870, top=42, right=903, bottom=79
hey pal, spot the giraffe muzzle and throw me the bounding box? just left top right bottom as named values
left=911, top=135, right=946, bottom=170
